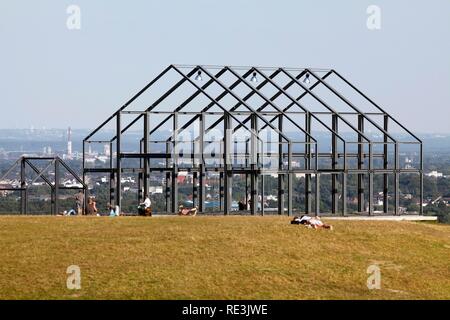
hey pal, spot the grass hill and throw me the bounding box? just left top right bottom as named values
left=0, top=216, right=449, bottom=299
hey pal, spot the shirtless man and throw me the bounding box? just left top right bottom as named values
left=178, top=205, right=198, bottom=216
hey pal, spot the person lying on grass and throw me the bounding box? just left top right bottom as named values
left=178, top=205, right=198, bottom=216
left=291, top=215, right=333, bottom=230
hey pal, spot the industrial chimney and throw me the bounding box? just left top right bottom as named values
left=67, top=127, right=73, bottom=158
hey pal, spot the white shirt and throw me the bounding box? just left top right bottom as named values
left=143, top=198, right=151, bottom=208
left=299, top=215, right=312, bottom=223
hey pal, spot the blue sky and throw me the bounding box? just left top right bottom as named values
left=0, top=0, right=449, bottom=132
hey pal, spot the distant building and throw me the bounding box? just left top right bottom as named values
left=0, top=183, right=13, bottom=197
left=426, top=171, right=443, bottom=178
left=149, top=186, right=163, bottom=194
left=103, top=144, right=110, bottom=156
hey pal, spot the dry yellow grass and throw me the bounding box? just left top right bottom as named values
left=0, top=216, right=449, bottom=300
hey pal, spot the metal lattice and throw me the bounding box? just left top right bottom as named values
left=83, top=65, right=423, bottom=216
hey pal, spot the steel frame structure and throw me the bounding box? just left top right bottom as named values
left=0, top=156, right=86, bottom=214
left=83, top=65, right=423, bottom=216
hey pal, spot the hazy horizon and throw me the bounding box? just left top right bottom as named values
left=2, top=127, right=450, bottom=136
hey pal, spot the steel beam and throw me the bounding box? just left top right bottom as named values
left=198, top=113, right=206, bottom=212
left=116, top=113, right=122, bottom=210
left=143, top=112, right=150, bottom=199
left=223, top=113, right=232, bottom=215
left=358, top=115, right=364, bottom=212
left=250, top=114, right=258, bottom=215
left=20, top=157, right=26, bottom=214
left=342, top=172, right=347, bottom=216
left=394, top=143, right=400, bottom=215
left=332, top=114, right=339, bottom=213
left=171, top=112, right=179, bottom=213
left=305, top=113, right=312, bottom=214
left=368, top=143, right=374, bottom=215
left=315, top=173, right=320, bottom=216
left=383, top=115, right=389, bottom=213
left=278, top=115, right=285, bottom=215
left=54, top=159, right=59, bottom=215
left=287, top=142, right=293, bottom=216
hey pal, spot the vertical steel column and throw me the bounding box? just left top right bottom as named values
left=171, top=113, right=179, bottom=213
left=341, top=172, right=347, bottom=216
left=383, top=115, right=389, bottom=213
left=165, top=142, right=170, bottom=212
left=332, top=114, right=339, bottom=213
left=250, top=113, right=258, bottom=215
left=223, top=113, right=232, bottom=215
left=137, top=171, right=143, bottom=204
left=20, top=157, right=26, bottom=214
left=245, top=140, right=249, bottom=208
left=138, top=140, right=143, bottom=204
left=287, top=142, right=293, bottom=216
left=394, top=143, right=400, bottom=215
left=109, top=142, right=114, bottom=206
left=419, top=143, right=424, bottom=215
left=192, top=139, right=197, bottom=208
left=199, top=113, right=206, bottom=212
left=305, top=112, right=312, bottom=214
left=368, top=143, right=374, bottom=215
left=82, top=140, right=87, bottom=214
left=54, top=159, right=59, bottom=215
left=143, top=112, right=150, bottom=200
left=193, top=171, right=198, bottom=208
left=278, top=115, right=285, bottom=215
left=260, top=174, right=265, bottom=216
left=342, top=140, right=347, bottom=216
left=219, top=172, right=224, bottom=211
left=315, top=173, right=320, bottom=216
left=116, top=113, right=122, bottom=210
left=165, top=173, right=170, bottom=212
left=357, top=115, right=364, bottom=212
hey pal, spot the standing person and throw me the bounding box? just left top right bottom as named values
left=75, top=191, right=84, bottom=215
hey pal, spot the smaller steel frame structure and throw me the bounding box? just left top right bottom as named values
left=83, top=65, right=423, bottom=216
left=0, top=157, right=86, bottom=214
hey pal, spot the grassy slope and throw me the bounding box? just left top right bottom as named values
left=0, top=216, right=449, bottom=300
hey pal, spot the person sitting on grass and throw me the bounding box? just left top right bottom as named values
left=238, top=199, right=246, bottom=211
left=138, top=197, right=152, bottom=216
left=107, top=203, right=120, bottom=217
left=291, top=215, right=333, bottom=230
left=86, top=197, right=98, bottom=216
left=178, top=205, right=197, bottom=216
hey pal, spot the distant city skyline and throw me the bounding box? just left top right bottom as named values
left=0, top=1, right=449, bottom=132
